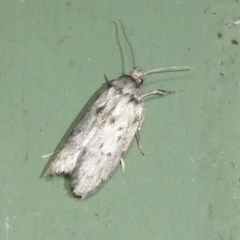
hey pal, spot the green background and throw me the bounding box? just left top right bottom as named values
left=1, top=0, right=240, bottom=239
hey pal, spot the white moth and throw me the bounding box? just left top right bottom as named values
left=44, top=22, right=192, bottom=199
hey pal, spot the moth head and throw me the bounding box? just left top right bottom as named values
left=130, top=68, right=144, bottom=85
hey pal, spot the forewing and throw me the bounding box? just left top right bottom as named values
left=45, top=77, right=143, bottom=198
left=45, top=87, right=112, bottom=175
left=71, top=91, right=143, bottom=197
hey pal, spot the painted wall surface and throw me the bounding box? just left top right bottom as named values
left=1, top=1, right=239, bottom=240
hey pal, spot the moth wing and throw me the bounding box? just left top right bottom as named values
left=71, top=94, right=143, bottom=198
left=45, top=88, right=112, bottom=175
left=45, top=79, right=143, bottom=198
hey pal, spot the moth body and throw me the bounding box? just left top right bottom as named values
left=45, top=70, right=145, bottom=198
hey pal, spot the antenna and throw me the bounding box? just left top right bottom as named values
left=113, top=21, right=125, bottom=74
left=142, top=66, right=194, bottom=77
left=118, top=19, right=136, bottom=68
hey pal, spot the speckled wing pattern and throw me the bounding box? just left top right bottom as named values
left=45, top=75, right=143, bottom=198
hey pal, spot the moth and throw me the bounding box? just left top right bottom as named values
left=44, top=22, right=191, bottom=199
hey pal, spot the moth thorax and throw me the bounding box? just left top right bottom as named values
left=130, top=69, right=144, bottom=85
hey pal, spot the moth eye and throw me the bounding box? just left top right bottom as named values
left=138, top=78, right=144, bottom=85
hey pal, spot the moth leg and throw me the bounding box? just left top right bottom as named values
left=135, top=131, right=145, bottom=156
left=120, top=158, right=125, bottom=174
left=104, top=75, right=112, bottom=87
left=141, top=89, right=181, bottom=98
left=41, top=151, right=57, bottom=159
